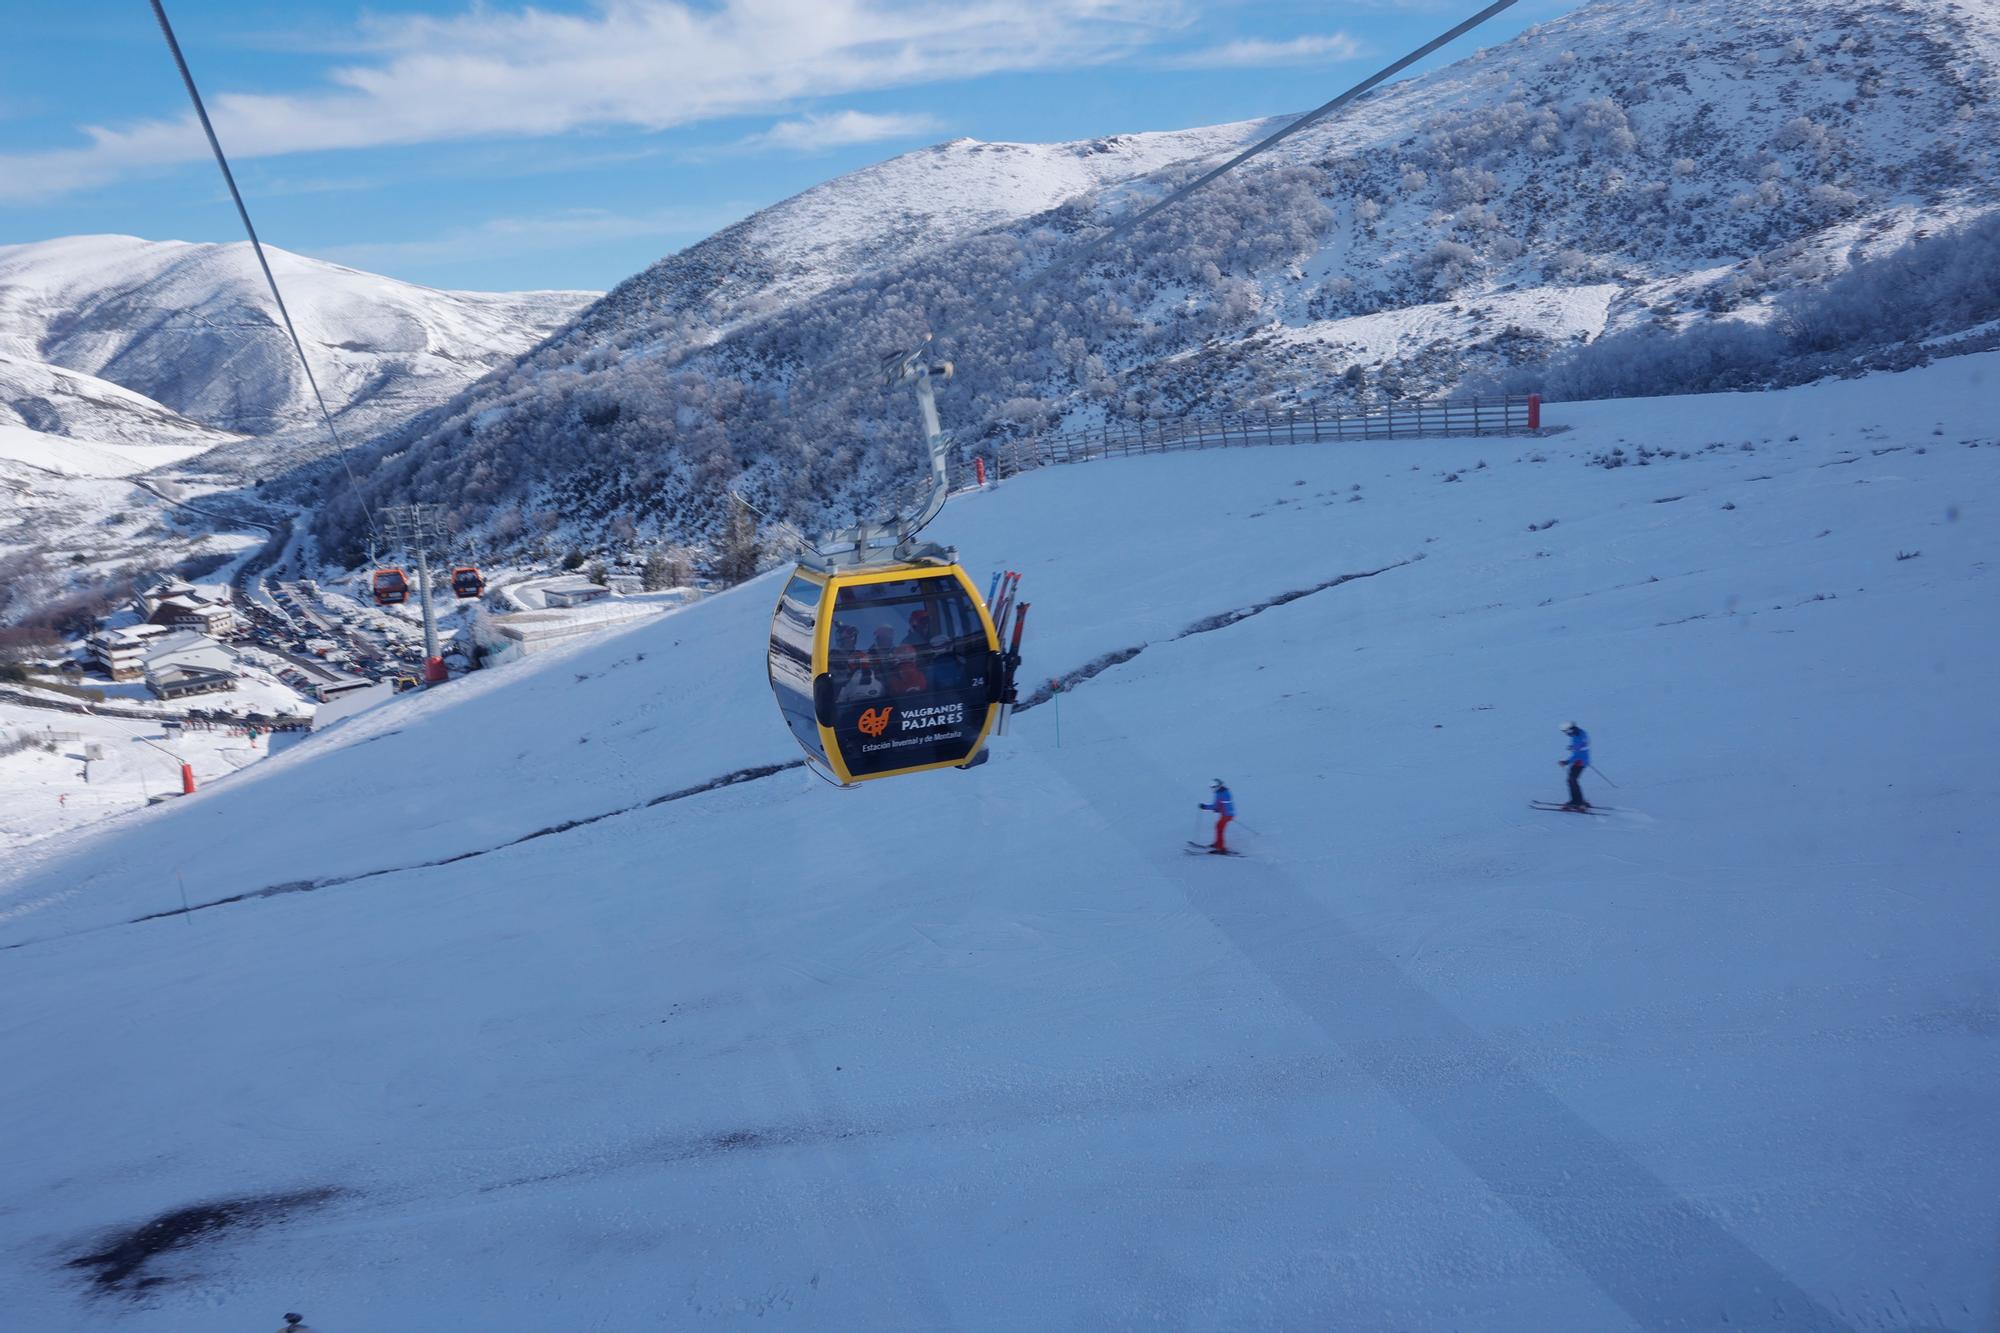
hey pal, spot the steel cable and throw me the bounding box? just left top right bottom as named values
left=147, top=0, right=379, bottom=539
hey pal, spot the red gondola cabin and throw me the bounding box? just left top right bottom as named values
left=370, top=567, right=409, bottom=605
left=450, top=566, right=485, bottom=599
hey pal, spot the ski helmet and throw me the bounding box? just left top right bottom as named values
left=1211, top=778, right=1226, bottom=789
left=1560, top=721, right=1578, bottom=734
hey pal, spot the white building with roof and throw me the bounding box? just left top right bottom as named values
left=482, top=600, right=664, bottom=659
left=542, top=579, right=613, bottom=609
left=88, top=624, right=173, bottom=680
left=137, top=579, right=237, bottom=634
left=151, top=596, right=237, bottom=637
left=141, top=631, right=243, bottom=700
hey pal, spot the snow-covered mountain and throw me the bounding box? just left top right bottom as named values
left=559, top=119, right=1278, bottom=351
left=322, top=0, right=2000, bottom=565
left=0, top=351, right=240, bottom=452
left=0, top=235, right=595, bottom=444
left=0, top=351, right=251, bottom=622
left=0, top=237, right=596, bottom=622
left=4, top=351, right=1995, bottom=1328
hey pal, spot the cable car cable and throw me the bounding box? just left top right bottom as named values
left=842, top=0, right=1530, bottom=413
left=146, top=0, right=379, bottom=538
left=1045, top=0, right=1523, bottom=286
left=771, top=1, right=1523, bottom=785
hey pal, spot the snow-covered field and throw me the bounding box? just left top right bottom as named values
left=0, top=354, right=1994, bottom=1329
left=0, top=422, right=215, bottom=479
left=0, top=703, right=294, bottom=853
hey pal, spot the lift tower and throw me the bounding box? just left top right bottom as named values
left=378, top=502, right=453, bottom=684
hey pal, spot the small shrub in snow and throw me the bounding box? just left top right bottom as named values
left=1805, top=184, right=1862, bottom=220
left=1774, top=118, right=1829, bottom=152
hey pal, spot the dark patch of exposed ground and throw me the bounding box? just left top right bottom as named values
left=67, top=1187, right=346, bottom=1297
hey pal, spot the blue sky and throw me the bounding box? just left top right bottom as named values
left=0, top=1, right=1572, bottom=293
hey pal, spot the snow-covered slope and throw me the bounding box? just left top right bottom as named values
left=0, top=352, right=240, bottom=454
left=0, top=352, right=255, bottom=619
left=0, top=237, right=596, bottom=622
left=3, top=353, right=1994, bottom=1329
left=328, top=0, right=2000, bottom=565
left=0, top=235, right=595, bottom=444
left=564, top=120, right=1276, bottom=349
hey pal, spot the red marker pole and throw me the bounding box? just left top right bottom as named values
left=975, top=457, right=987, bottom=488
left=1527, top=393, right=1542, bottom=431
left=180, top=763, right=196, bottom=795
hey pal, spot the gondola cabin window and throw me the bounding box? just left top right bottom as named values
left=769, top=572, right=824, bottom=756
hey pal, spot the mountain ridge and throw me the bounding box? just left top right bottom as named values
left=316, top=0, right=2000, bottom=566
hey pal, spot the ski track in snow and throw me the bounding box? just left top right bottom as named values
left=2, top=561, right=1414, bottom=946
left=0, top=353, right=1996, bottom=1330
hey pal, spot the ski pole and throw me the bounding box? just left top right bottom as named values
left=1590, top=764, right=1619, bottom=788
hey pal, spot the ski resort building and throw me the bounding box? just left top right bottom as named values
left=148, top=596, right=237, bottom=637
left=139, top=632, right=243, bottom=700
left=137, top=580, right=238, bottom=637
left=145, top=663, right=238, bottom=700
left=87, top=624, right=173, bottom=680
left=481, top=601, right=666, bottom=662
left=542, top=579, right=613, bottom=609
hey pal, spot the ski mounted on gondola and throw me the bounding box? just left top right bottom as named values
left=763, top=337, right=1028, bottom=786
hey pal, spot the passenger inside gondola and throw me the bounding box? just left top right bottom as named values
left=888, top=645, right=928, bottom=695
left=825, top=579, right=992, bottom=702
left=928, top=649, right=968, bottom=691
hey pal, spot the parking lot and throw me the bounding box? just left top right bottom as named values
left=238, top=580, right=433, bottom=696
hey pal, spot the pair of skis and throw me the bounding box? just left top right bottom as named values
left=1528, top=801, right=1614, bottom=816
left=986, top=570, right=1028, bottom=736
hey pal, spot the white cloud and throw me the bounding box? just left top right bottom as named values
left=740, top=109, right=945, bottom=153
left=0, top=0, right=1182, bottom=203
left=1168, top=32, right=1369, bottom=69
left=318, top=204, right=748, bottom=273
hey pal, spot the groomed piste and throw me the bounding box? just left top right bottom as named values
left=2, top=353, right=1995, bottom=1329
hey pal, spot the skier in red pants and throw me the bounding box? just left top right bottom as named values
left=1199, top=780, right=1235, bottom=853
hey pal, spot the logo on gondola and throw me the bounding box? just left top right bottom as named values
left=857, top=706, right=893, bottom=737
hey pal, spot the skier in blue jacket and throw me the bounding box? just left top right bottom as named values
left=1559, top=722, right=1591, bottom=810
left=1199, top=780, right=1236, bottom=853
